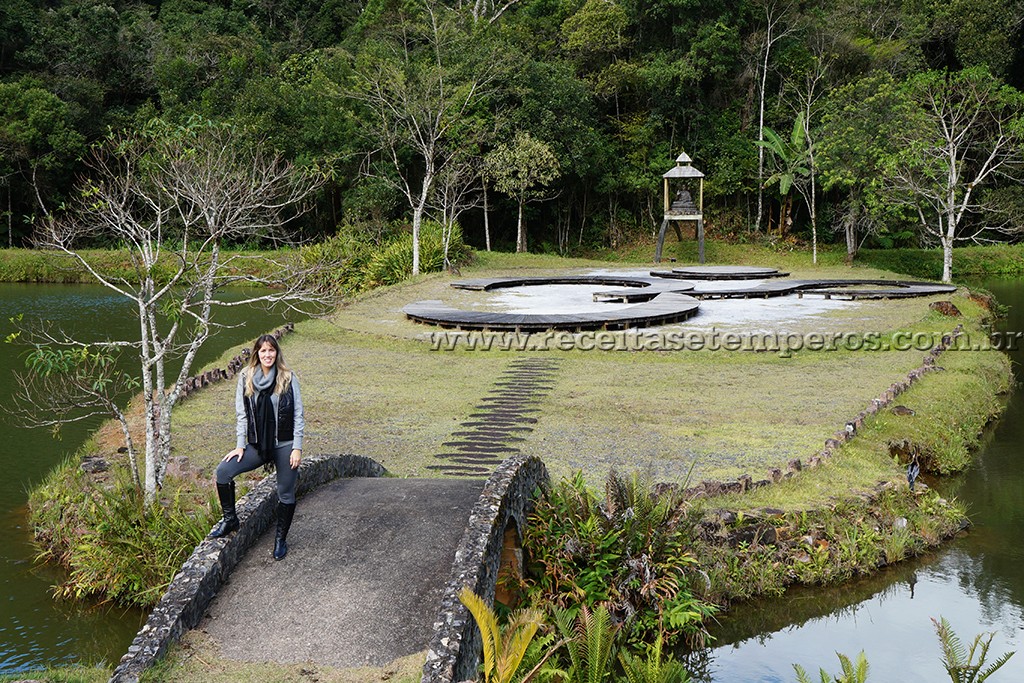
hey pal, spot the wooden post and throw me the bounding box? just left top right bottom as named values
left=698, top=217, right=705, bottom=264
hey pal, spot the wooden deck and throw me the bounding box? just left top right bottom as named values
left=403, top=291, right=700, bottom=332
left=402, top=273, right=957, bottom=331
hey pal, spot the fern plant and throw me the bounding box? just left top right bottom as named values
left=553, top=604, right=617, bottom=683
left=793, top=651, right=869, bottom=683
left=618, top=634, right=691, bottom=683
left=932, top=616, right=1015, bottom=683
left=459, top=586, right=544, bottom=683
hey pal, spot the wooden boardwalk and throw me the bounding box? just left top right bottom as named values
left=403, top=272, right=956, bottom=331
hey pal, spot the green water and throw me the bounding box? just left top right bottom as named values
left=699, top=278, right=1024, bottom=682
left=0, top=283, right=293, bottom=674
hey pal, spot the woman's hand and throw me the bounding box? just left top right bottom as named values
left=223, top=447, right=245, bottom=462
left=290, top=449, right=302, bottom=469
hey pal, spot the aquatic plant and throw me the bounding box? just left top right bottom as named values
left=932, top=616, right=1014, bottom=683
left=793, top=651, right=869, bottom=683
left=618, top=634, right=691, bottom=683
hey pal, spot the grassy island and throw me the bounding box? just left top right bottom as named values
left=21, top=245, right=1014, bottom=682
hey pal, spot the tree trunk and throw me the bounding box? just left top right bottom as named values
left=412, top=164, right=435, bottom=275
left=483, top=178, right=491, bottom=251
left=516, top=201, right=526, bottom=252
left=941, top=223, right=954, bottom=283
left=755, top=27, right=771, bottom=233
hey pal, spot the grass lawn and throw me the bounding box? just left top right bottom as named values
left=172, top=250, right=1001, bottom=506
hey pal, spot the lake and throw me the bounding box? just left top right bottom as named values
left=0, top=282, right=294, bottom=675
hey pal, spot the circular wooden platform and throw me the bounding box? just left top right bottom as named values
left=652, top=265, right=789, bottom=280
left=403, top=291, right=700, bottom=331
left=402, top=273, right=958, bottom=331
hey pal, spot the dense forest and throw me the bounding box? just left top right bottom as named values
left=1, top=0, right=1023, bottom=270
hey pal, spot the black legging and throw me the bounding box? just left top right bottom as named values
left=215, top=444, right=299, bottom=504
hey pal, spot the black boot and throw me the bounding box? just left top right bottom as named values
left=210, top=482, right=239, bottom=538
left=273, top=502, right=296, bottom=560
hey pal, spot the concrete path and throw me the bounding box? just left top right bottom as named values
left=198, top=477, right=483, bottom=668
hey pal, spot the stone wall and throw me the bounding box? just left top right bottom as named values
left=108, top=454, right=387, bottom=683
left=421, top=454, right=549, bottom=683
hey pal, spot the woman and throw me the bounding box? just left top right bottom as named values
left=210, top=334, right=304, bottom=561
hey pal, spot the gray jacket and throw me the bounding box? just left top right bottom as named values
left=235, top=371, right=305, bottom=451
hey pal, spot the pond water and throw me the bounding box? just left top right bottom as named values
left=697, top=278, right=1024, bottom=682
left=0, top=283, right=293, bottom=675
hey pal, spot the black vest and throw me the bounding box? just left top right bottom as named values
left=244, top=379, right=295, bottom=446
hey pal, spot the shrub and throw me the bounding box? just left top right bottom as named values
left=523, top=470, right=717, bottom=648
left=29, top=465, right=215, bottom=608
left=363, top=220, right=465, bottom=287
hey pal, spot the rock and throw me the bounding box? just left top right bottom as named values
left=929, top=301, right=962, bottom=316
left=165, top=456, right=192, bottom=479
left=894, top=517, right=908, bottom=530
left=80, top=456, right=109, bottom=474
left=891, top=405, right=915, bottom=416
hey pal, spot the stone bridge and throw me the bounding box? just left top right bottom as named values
left=109, top=453, right=549, bottom=683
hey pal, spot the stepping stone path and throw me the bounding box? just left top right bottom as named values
left=428, top=357, right=561, bottom=476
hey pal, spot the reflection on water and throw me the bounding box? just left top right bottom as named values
left=0, top=283, right=294, bottom=675
left=700, top=278, right=1024, bottom=682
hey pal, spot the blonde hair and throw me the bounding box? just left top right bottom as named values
left=243, top=334, right=292, bottom=397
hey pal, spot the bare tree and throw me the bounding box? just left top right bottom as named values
left=783, top=36, right=833, bottom=264
left=10, top=335, right=143, bottom=487
left=467, top=0, right=523, bottom=24
left=753, top=0, right=795, bottom=233
left=886, top=68, right=1024, bottom=282
left=429, top=146, right=482, bottom=266
left=24, top=119, right=331, bottom=503
left=350, top=1, right=502, bottom=274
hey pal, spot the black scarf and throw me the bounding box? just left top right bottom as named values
left=253, top=369, right=277, bottom=465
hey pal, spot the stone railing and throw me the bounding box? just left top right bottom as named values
left=109, top=454, right=387, bottom=683
left=421, top=454, right=549, bottom=683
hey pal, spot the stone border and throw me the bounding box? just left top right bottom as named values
left=177, top=323, right=294, bottom=401
left=109, top=454, right=387, bottom=683
left=421, top=454, right=549, bottom=683
left=678, top=324, right=965, bottom=500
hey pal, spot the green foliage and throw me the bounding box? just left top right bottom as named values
left=794, top=651, right=870, bottom=683
left=459, top=586, right=544, bottom=683
left=757, top=113, right=810, bottom=198
left=0, top=664, right=111, bottom=683
left=618, top=635, right=691, bottom=683
left=29, top=465, right=215, bottom=608
left=3, top=0, right=1024, bottom=252
left=364, top=221, right=466, bottom=287
left=933, top=617, right=1015, bottom=683
left=523, top=470, right=717, bottom=647
left=553, top=604, right=618, bottom=683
